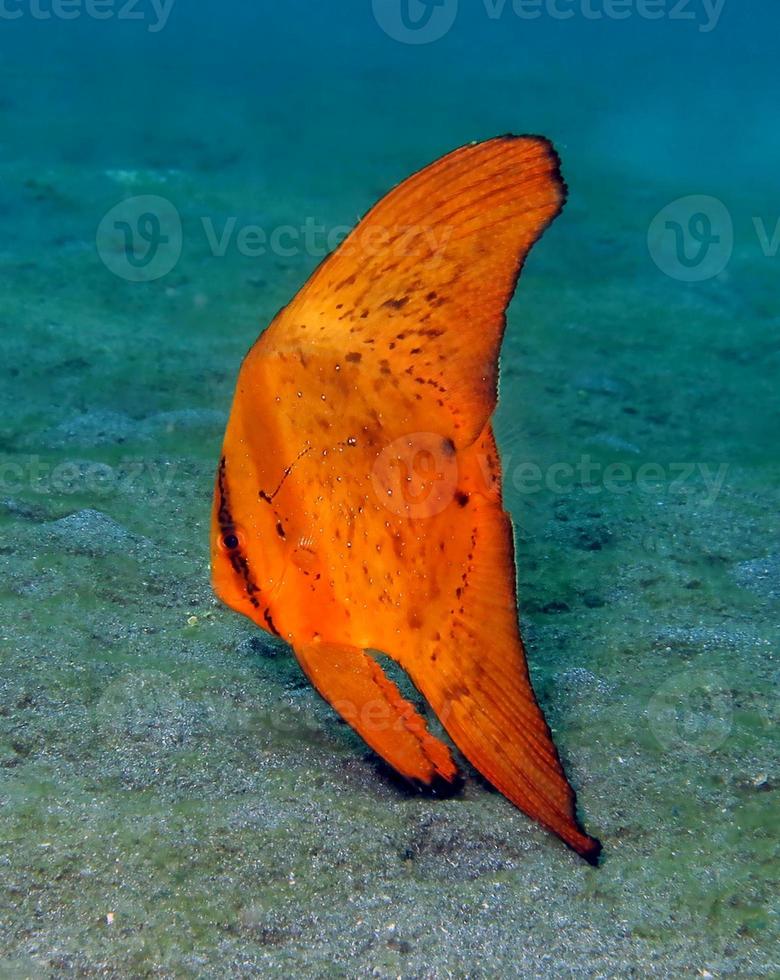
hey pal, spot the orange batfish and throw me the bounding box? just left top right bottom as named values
left=211, top=135, right=601, bottom=864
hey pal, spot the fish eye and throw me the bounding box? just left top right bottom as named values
left=218, top=527, right=245, bottom=552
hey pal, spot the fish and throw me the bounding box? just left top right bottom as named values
left=211, top=135, right=601, bottom=864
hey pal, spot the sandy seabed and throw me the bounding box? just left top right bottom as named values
left=0, top=12, right=777, bottom=977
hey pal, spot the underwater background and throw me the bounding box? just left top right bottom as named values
left=0, top=0, right=777, bottom=976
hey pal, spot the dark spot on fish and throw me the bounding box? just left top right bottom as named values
left=263, top=608, right=280, bottom=636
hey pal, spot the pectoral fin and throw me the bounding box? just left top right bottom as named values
left=293, top=641, right=460, bottom=792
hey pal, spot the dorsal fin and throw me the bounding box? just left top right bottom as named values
left=259, top=135, right=566, bottom=446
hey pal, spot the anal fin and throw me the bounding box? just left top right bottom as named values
left=401, top=500, right=602, bottom=863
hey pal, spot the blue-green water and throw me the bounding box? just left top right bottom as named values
left=0, top=2, right=777, bottom=976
